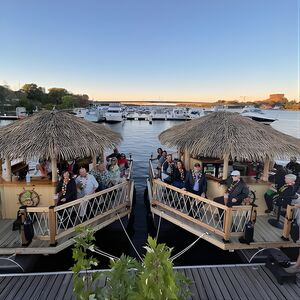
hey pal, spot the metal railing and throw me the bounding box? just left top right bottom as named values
left=282, top=204, right=300, bottom=240
left=151, top=179, right=253, bottom=241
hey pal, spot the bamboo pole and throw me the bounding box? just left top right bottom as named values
left=51, top=157, right=58, bottom=182
left=5, top=156, right=12, bottom=182
left=92, top=156, right=97, bottom=170
left=222, top=154, right=229, bottom=180
left=262, top=157, right=270, bottom=181
left=184, top=149, right=190, bottom=170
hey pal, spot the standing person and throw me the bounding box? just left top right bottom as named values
left=90, top=163, right=112, bottom=191
left=172, top=160, right=187, bottom=189
left=108, top=157, right=121, bottom=185
left=156, top=148, right=163, bottom=160
left=76, top=167, right=99, bottom=217
left=55, top=170, right=77, bottom=206
left=286, top=157, right=300, bottom=175
left=106, top=148, right=120, bottom=163
left=184, top=163, right=207, bottom=197
left=161, top=154, right=174, bottom=184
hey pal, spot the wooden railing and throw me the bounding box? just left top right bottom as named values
left=20, top=180, right=134, bottom=246
left=282, top=204, right=300, bottom=240
left=151, top=179, right=253, bottom=242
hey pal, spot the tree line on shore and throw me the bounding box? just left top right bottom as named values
left=0, top=83, right=90, bottom=113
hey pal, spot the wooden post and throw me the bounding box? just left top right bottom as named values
left=222, top=154, right=229, bottom=180
left=49, top=206, right=57, bottom=246
left=282, top=204, right=293, bottom=240
left=184, top=149, right=190, bottom=170
left=51, top=157, right=58, bottom=183
left=20, top=207, right=28, bottom=246
left=0, top=158, right=2, bottom=178
left=262, top=157, right=270, bottom=181
left=223, top=207, right=232, bottom=241
left=99, top=150, right=104, bottom=163
left=5, top=157, right=12, bottom=182
left=92, top=156, right=97, bottom=170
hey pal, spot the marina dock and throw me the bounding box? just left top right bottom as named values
left=0, top=264, right=299, bottom=299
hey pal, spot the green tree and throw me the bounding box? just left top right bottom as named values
left=21, top=83, right=45, bottom=102
left=48, top=88, right=68, bottom=105
left=59, top=95, right=80, bottom=109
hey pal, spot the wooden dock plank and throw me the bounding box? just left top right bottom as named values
left=5, top=275, right=28, bottom=300
left=184, top=268, right=202, bottom=300
left=218, top=267, right=242, bottom=300
left=55, top=273, right=73, bottom=300
left=210, top=267, right=232, bottom=300
left=30, top=275, right=54, bottom=300
left=203, top=268, right=224, bottom=299
left=11, top=274, right=37, bottom=300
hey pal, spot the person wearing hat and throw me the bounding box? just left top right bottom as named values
left=214, top=170, right=249, bottom=208
left=264, top=173, right=297, bottom=213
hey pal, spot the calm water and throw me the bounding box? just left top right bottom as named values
left=0, top=111, right=299, bottom=271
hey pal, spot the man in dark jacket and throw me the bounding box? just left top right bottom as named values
left=214, top=170, right=249, bottom=207
left=184, top=163, right=207, bottom=197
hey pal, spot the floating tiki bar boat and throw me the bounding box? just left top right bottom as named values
left=148, top=112, right=300, bottom=251
left=0, top=110, right=134, bottom=258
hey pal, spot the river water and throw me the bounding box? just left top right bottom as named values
left=0, top=110, right=299, bottom=271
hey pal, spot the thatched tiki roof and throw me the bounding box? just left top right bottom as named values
left=0, top=110, right=122, bottom=181
left=159, top=112, right=300, bottom=172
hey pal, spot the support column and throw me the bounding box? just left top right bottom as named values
left=222, top=154, right=229, bottom=180
left=184, top=149, right=190, bottom=170
left=5, top=156, right=12, bottom=182
left=0, top=159, right=2, bottom=178
left=92, top=156, right=97, bottom=170
left=262, top=157, right=270, bottom=181
left=51, top=157, right=58, bottom=183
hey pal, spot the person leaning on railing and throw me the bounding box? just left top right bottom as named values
left=55, top=170, right=77, bottom=206
left=214, top=170, right=249, bottom=207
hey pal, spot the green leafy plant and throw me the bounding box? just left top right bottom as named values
left=72, top=227, right=191, bottom=300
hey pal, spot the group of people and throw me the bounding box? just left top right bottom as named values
left=54, top=149, right=130, bottom=207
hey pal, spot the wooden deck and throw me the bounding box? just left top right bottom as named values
left=0, top=209, right=129, bottom=255
left=0, top=264, right=299, bottom=299
left=151, top=204, right=300, bottom=251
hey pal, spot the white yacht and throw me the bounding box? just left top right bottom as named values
left=150, top=109, right=167, bottom=120
left=84, top=106, right=106, bottom=122
left=105, top=104, right=124, bottom=122
left=188, top=108, right=204, bottom=119
left=166, top=108, right=189, bottom=120
left=73, top=108, right=87, bottom=118
left=240, top=106, right=277, bottom=125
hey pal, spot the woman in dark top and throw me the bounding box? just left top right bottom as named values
left=172, top=160, right=187, bottom=189
left=55, top=170, right=77, bottom=206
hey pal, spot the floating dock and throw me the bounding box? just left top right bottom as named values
left=0, top=264, right=299, bottom=299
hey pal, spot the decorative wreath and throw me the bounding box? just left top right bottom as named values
left=18, top=188, right=40, bottom=207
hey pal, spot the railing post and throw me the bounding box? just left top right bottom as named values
left=223, top=207, right=232, bottom=242
left=282, top=205, right=293, bottom=241
left=49, top=205, right=57, bottom=246
left=20, top=206, right=29, bottom=246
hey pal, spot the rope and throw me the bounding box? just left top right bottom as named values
left=90, top=246, right=119, bottom=261
left=248, top=247, right=281, bottom=263
left=0, top=256, right=25, bottom=272
left=117, top=213, right=143, bottom=261
left=155, top=211, right=163, bottom=241
left=170, top=232, right=209, bottom=262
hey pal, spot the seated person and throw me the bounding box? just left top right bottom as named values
left=172, top=160, right=187, bottom=189
left=268, top=164, right=286, bottom=190
left=117, top=153, right=129, bottom=176
left=214, top=170, right=249, bottom=207
left=108, top=157, right=121, bottom=185
left=90, top=163, right=112, bottom=191
left=184, top=163, right=207, bottom=197
left=264, top=173, right=297, bottom=213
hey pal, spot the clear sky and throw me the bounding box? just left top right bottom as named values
left=0, top=0, right=299, bottom=102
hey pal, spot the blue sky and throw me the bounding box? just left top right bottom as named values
left=0, top=0, right=299, bottom=101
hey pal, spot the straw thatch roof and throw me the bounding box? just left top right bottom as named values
left=159, top=112, right=300, bottom=162
left=0, top=110, right=122, bottom=160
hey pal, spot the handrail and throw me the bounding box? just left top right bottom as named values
left=126, top=160, right=133, bottom=180
left=151, top=179, right=252, bottom=241
left=19, top=180, right=134, bottom=246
